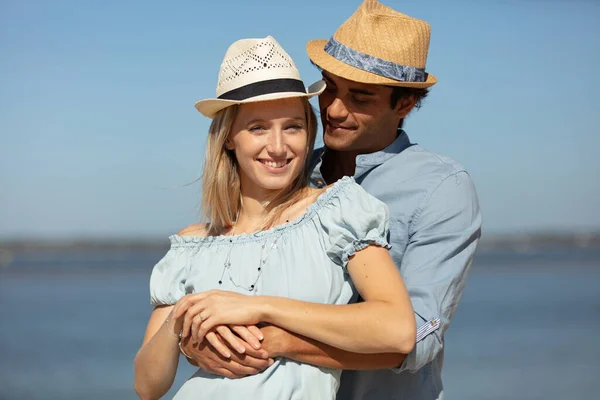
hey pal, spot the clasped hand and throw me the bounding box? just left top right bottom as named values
left=171, top=290, right=265, bottom=359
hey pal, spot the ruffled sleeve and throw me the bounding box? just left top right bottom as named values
left=318, top=177, right=391, bottom=269
left=149, top=241, right=189, bottom=306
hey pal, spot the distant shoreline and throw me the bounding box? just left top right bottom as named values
left=1, top=233, right=598, bottom=273
left=1, top=232, right=599, bottom=252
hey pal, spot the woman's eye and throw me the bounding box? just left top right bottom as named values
left=285, top=125, right=303, bottom=131
left=248, top=126, right=265, bottom=132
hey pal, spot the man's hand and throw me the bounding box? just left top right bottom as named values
left=180, top=330, right=274, bottom=379
left=258, top=324, right=292, bottom=358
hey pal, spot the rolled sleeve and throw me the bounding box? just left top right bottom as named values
left=393, top=171, right=482, bottom=373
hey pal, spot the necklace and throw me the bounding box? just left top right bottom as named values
left=218, top=218, right=289, bottom=292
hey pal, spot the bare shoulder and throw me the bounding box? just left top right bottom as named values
left=307, top=186, right=328, bottom=202
left=177, top=223, right=209, bottom=237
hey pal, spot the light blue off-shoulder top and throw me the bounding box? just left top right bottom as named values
left=149, top=177, right=390, bottom=400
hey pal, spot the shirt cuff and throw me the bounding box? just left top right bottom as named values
left=391, top=315, right=441, bottom=373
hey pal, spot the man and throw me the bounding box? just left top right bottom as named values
left=181, top=1, right=482, bottom=398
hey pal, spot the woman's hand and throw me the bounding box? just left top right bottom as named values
left=201, top=325, right=263, bottom=359
left=173, top=290, right=264, bottom=348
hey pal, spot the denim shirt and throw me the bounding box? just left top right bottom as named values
left=310, top=131, right=482, bottom=400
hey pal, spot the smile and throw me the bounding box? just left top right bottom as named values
left=257, top=159, right=292, bottom=169
left=327, top=122, right=354, bottom=132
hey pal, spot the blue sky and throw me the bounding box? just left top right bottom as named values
left=1, top=0, right=599, bottom=239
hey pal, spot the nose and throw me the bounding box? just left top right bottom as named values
left=326, top=97, right=349, bottom=122
left=266, top=127, right=286, bottom=156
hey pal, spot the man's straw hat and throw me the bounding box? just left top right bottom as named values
left=306, top=0, right=437, bottom=88
left=195, top=36, right=325, bottom=118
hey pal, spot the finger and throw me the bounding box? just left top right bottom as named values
left=181, top=311, right=194, bottom=340
left=231, top=326, right=262, bottom=350
left=174, top=293, right=209, bottom=319
left=196, top=340, right=261, bottom=376
left=182, top=306, right=203, bottom=340
left=214, top=368, right=245, bottom=379
left=173, top=296, right=195, bottom=319
left=172, top=301, right=188, bottom=320
left=238, top=342, right=270, bottom=360
left=190, top=313, right=205, bottom=343
left=247, top=325, right=264, bottom=341
left=206, top=331, right=231, bottom=359
left=197, top=316, right=216, bottom=343
left=230, top=349, right=273, bottom=370
left=221, top=359, right=263, bottom=376
left=216, top=326, right=246, bottom=354
left=183, top=302, right=206, bottom=337
left=176, top=303, right=198, bottom=338
left=199, top=339, right=269, bottom=374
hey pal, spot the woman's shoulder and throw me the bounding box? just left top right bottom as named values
left=284, top=181, right=340, bottom=222
left=306, top=186, right=328, bottom=203
left=314, top=177, right=388, bottom=218
left=177, top=223, right=209, bottom=237
left=316, top=176, right=371, bottom=204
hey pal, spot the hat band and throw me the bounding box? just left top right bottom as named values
left=324, top=37, right=426, bottom=83
left=218, top=78, right=306, bottom=101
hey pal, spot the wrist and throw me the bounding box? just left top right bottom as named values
left=165, top=315, right=182, bottom=340
left=255, top=295, right=274, bottom=324
left=260, top=325, right=290, bottom=358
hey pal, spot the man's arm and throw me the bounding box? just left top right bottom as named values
left=260, top=325, right=406, bottom=370
left=264, top=171, right=481, bottom=372
left=394, top=171, right=481, bottom=372
left=181, top=324, right=406, bottom=374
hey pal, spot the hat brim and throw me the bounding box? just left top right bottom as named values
left=195, top=80, right=326, bottom=118
left=306, top=39, right=437, bottom=89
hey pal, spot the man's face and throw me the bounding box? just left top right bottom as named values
left=318, top=71, right=410, bottom=154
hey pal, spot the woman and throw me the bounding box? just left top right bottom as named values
left=134, top=36, right=415, bottom=400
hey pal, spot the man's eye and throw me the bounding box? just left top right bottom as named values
left=352, top=95, right=369, bottom=104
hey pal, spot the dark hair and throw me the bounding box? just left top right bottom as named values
left=390, top=86, right=429, bottom=129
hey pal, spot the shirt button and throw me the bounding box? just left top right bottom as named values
left=316, top=179, right=325, bottom=188
left=431, top=320, right=438, bottom=327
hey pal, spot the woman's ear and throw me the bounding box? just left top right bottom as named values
left=224, top=137, right=235, bottom=150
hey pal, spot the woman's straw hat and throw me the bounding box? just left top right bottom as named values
left=195, top=36, right=325, bottom=118
left=306, top=0, right=437, bottom=88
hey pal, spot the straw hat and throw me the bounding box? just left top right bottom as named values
left=306, top=0, right=436, bottom=88
left=195, top=36, right=325, bottom=118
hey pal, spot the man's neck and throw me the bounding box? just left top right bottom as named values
left=321, top=149, right=359, bottom=184
left=320, top=131, right=402, bottom=184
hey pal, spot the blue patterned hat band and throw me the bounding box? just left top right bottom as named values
left=324, top=37, right=426, bottom=83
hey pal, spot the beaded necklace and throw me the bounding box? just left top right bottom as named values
left=217, top=217, right=289, bottom=292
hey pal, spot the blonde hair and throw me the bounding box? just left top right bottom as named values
left=201, top=98, right=318, bottom=235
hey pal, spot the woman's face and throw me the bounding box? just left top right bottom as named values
left=227, top=97, right=309, bottom=198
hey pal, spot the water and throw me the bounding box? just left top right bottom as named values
left=0, top=248, right=598, bottom=399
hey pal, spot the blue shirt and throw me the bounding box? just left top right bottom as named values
left=310, top=131, right=482, bottom=400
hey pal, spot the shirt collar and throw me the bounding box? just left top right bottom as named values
left=310, top=130, right=413, bottom=185
left=354, top=130, right=412, bottom=167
